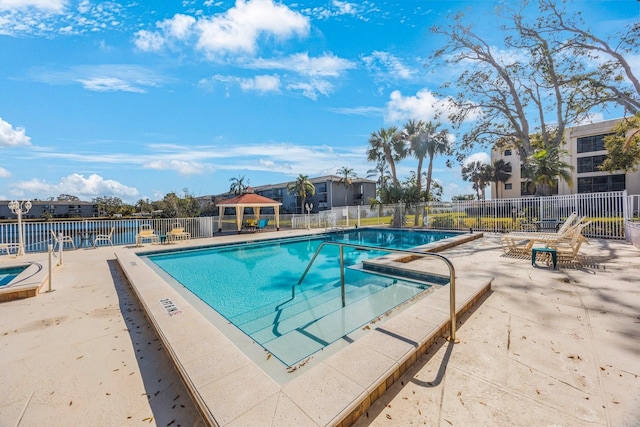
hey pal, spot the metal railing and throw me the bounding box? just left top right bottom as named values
left=0, top=190, right=635, bottom=254
left=289, top=190, right=630, bottom=240
left=297, top=241, right=458, bottom=342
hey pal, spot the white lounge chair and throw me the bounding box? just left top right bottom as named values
left=546, top=221, right=592, bottom=265
left=136, top=224, right=160, bottom=246
left=50, top=229, right=76, bottom=250
left=500, top=216, right=587, bottom=256
left=93, top=226, right=114, bottom=247
left=166, top=223, right=191, bottom=242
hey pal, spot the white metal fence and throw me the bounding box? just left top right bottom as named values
left=292, top=191, right=632, bottom=240
left=0, top=191, right=635, bottom=254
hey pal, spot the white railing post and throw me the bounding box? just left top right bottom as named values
left=46, top=244, right=54, bottom=293
left=57, top=232, right=63, bottom=265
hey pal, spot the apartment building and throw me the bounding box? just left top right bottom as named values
left=211, top=175, right=377, bottom=214
left=490, top=118, right=640, bottom=199
left=0, top=200, right=98, bottom=220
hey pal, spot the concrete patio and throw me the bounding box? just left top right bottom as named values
left=0, top=231, right=638, bottom=426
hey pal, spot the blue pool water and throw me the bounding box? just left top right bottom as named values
left=0, top=266, right=28, bottom=287
left=147, top=229, right=457, bottom=365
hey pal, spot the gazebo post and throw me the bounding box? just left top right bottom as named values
left=236, top=207, right=244, bottom=233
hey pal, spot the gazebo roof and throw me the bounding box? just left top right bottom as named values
left=216, top=188, right=281, bottom=207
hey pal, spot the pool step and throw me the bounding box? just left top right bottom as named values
left=229, top=278, right=341, bottom=327
left=260, top=283, right=427, bottom=366
left=230, top=266, right=394, bottom=327
left=244, top=283, right=383, bottom=339
left=236, top=268, right=429, bottom=333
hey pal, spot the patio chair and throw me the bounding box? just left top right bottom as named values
left=93, top=226, right=114, bottom=247
left=50, top=229, right=76, bottom=250
left=256, top=218, right=269, bottom=231
left=545, top=221, right=592, bottom=265
left=136, top=224, right=160, bottom=246
left=242, top=218, right=257, bottom=232
left=166, top=223, right=191, bottom=242
left=500, top=216, right=586, bottom=256
left=509, top=212, right=578, bottom=238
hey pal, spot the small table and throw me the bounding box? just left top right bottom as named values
left=532, top=247, right=557, bottom=269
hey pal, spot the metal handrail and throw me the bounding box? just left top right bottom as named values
left=298, top=241, right=458, bottom=341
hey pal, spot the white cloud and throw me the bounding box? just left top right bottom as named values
left=0, top=166, right=10, bottom=177
left=0, top=117, right=32, bottom=147
left=303, top=0, right=367, bottom=20
left=134, top=14, right=196, bottom=52
left=328, top=106, right=384, bottom=116
left=386, top=89, right=482, bottom=125
left=286, top=79, right=333, bottom=100
left=195, top=0, right=309, bottom=55
left=0, top=0, right=66, bottom=12
left=386, top=89, right=448, bottom=123
left=0, top=0, right=126, bottom=36
left=78, top=77, right=146, bottom=93
left=199, top=73, right=281, bottom=94
left=32, top=64, right=163, bottom=93
left=239, top=74, right=280, bottom=93
left=133, top=29, right=165, bottom=52
left=144, top=160, right=215, bottom=175
left=250, top=52, right=355, bottom=77
left=463, top=152, right=490, bottom=166
left=332, top=1, right=358, bottom=16
left=362, top=51, right=415, bottom=80
left=134, top=1, right=309, bottom=57
left=13, top=173, right=139, bottom=199
left=160, top=13, right=195, bottom=40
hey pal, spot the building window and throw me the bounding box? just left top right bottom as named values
left=577, top=133, right=609, bottom=153
left=504, top=183, right=512, bottom=190
left=577, top=174, right=626, bottom=193
left=577, top=155, right=607, bottom=173
left=520, top=164, right=526, bottom=176
left=504, top=149, right=512, bottom=156
left=520, top=182, right=534, bottom=196
left=521, top=180, right=558, bottom=196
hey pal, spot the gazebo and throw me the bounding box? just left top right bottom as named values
left=216, top=188, right=281, bottom=233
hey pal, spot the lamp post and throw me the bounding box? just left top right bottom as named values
left=8, top=200, right=32, bottom=256
left=305, top=202, right=313, bottom=229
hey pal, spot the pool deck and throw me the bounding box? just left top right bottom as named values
left=1, top=229, right=639, bottom=426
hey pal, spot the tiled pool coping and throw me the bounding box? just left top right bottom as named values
left=0, top=261, right=49, bottom=303
left=116, top=231, right=491, bottom=426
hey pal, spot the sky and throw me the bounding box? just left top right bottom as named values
left=1, top=0, right=638, bottom=205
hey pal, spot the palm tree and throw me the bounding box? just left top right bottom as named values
left=491, top=159, right=512, bottom=199
left=336, top=166, right=357, bottom=207
left=366, top=157, right=390, bottom=187
left=523, top=146, right=573, bottom=196
left=422, top=123, right=451, bottom=202
left=462, top=161, right=492, bottom=200
left=287, top=174, right=315, bottom=214
left=367, top=126, right=405, bottom=187
left=404, top=119, right=452, bottom=225
left=229, top=175, right=248, bottom=195
left=368, top=126, right=406, bottom=227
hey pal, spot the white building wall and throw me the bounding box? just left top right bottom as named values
left=491, top=118, right=640, bottom=198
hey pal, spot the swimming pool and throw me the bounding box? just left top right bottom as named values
left=146, top=229, right=458, bottom=366
left=0, top=265, right=28, bottom=287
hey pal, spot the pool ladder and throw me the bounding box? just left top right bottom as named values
left=298, top=242, right=458, bottom=342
